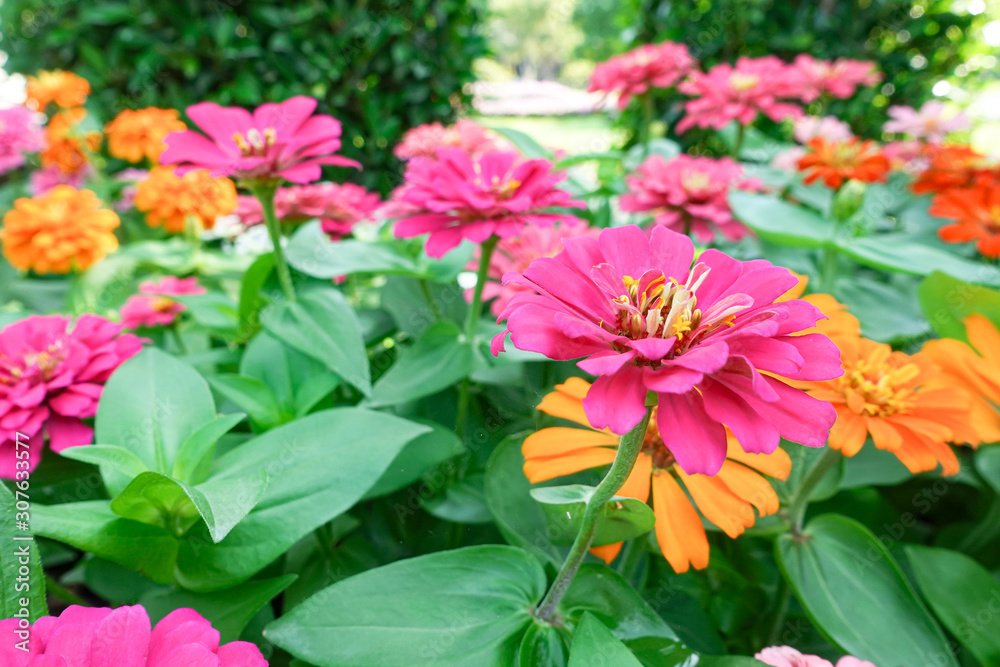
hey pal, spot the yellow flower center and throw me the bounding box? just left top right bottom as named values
left=642, top=408, right=677, bottom=469
left=151, top=297, right=177, bottom=313
left=232, top=127, right=277, bottom=157
left=729, top=73, right=760, bottom=92
left=839, top=354, right=919, bottom=417
left=680, top=170, right=711, bottom=192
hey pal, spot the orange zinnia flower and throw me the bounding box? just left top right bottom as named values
left=929, top=184, right=1000, bottom=258
left=41, top=108, right=101, bottom=175
left=1, top=186, right=119, bottom=274
left=800, top=335, right=978, bottom=475
left=522, top=378, right=791, bottom=573
left=797, top=138, right=890, bottom=190
left=105, top=108, right=187, bottom=164
left=25, top=70, right=91, bottom=111
left=134, top=166, right=237, bottom=234
left=912, top=144, right=1000, bottom=196
left=922, top=314, right=1000, bottom=445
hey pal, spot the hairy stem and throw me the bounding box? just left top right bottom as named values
left=250, top=182, right=296, bottom=302
left=455, top=235, right=499, bottom=436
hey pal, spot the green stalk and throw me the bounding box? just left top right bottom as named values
left=732, top=123, right=746, bottom=158
left=640, top=92, right=654, bottom=159
left=818, top=244, right=839, bottom=293
left=455, top=235, right=499, bottom=436
left=536, top=409, right=652, bottom=623
left=249, top=181, right=296, bottom=302
left=788, top=447, right=841, bottom=532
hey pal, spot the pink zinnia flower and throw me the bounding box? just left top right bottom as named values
left=28, top=163, right=93, bottom=196
left=236, top=182, right=381, bottom=239
left=620, top=154, right=762, bottom=242
left=120, top=276, right=206, bottom=330
left=791, top=55, right=881, bottom=102
left=391, top=148, right=585, bottom=258
left=884, top=100, right=970, bottom=143
left=677, top=57, right=804, bottom=133
left=468, top=222, right=601, bottom=316
left=394, top=119, right=504, bottom=161
left=883, top=139, right=930, bottom=174
left=755, top=646, right=875, bottom=667
left=160, top=96, right=360, bottom=184
left=0, top=315, right=143, bottom=477
left=0, top=106, right=44, bottom=174
left=113, top=168, right=151, bottom=212
left=589, top=41, right=696, bottom=109
left=492, top=225, right=841, bottom=474
left=0, top=604, right=267, bottom=666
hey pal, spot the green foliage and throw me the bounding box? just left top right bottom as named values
left=0, top=0, right=488, bottom=193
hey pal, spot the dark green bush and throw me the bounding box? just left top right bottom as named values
left=1, top=0, right=488, bottom=193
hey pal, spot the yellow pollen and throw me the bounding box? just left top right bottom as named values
left=839, top=356, right=919, bottom=417
left=729, top=73, right=760, bottom=92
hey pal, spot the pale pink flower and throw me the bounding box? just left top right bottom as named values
left=884, top=100, right=970, bottom=143
left=791, top=55, right=880, bottom=102
left=677, top=57, right=803, bottom=132
left=492, top=225, right=842, bottom=474
left=620, top=154, right=762, bottom=242
left=161, top=96, right=359, bottom=184
left=391, top=148, right=584, bottom=258
left=0, top=604, right=267, bottom=666
left=236, top=182, right=381, bottom=239
left=771, top=147, right=808, bottom=172
left=756, top=646, right=833, bottom=667
left=589, top=41, right=697, bottom=109
left=793, top=116, right=855, bottom=145
left=0, top=106, right=44, bottom=174
left=883, top=139, right=931, bottom=173
left=120, top=276, right=206, bottom=330
left=28, top=163, right=92, bottom=195
left=113, top=167, right=150, bottom=212
left=0, top=315, right=143, bottom=476
left=468, top=222, right=601, bottom=316
left=394, top=119, right=504, bottom=161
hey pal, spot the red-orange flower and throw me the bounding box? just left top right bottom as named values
left=41, top=108, right=101, bottom=175
left=523, top=378, right=791, bottom=573
left=929, top=184, right=1000, bottom=258
left=105, top=107, right=186, bottom=163
left=797, top=138, right=890, bottom=189
left=1, top=186, right=119, bottom=274
left=912, top=144, right=1000, bottom=196
left=25, top=70, right=90, bottom=111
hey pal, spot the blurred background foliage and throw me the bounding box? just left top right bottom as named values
left=0, top=0, right=488, bottom=194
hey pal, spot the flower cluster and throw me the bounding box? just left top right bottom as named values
left=25, top=70, right=91, bottom=111
left=1, top=186, right=120, bottom=274
left=884, top=100, right=970, bottom=143
left=620, top=154, right=762, bottom=242
left=0, top=106, right=45, bottom=175
left=392, top=148, right=584, bottom=258
left=797, top=138, right=890, bottom=190
left=789, top=54, right=880, bottom=102
left=756, top=645, right=875, bottom=667
left=134, top=166, right=238, bottom=234
left=394, top=119, right=504, bottom=161
left=0, top=605, right=267, bottom=665
left=0, top=314, right=143, bottom=477
left=237, top=182, right=381, bottom=239
left=105, top=107, right=187, bottom=163
left=40, top=107, right=101, bottom=178
left=588, top=41, right=696, bottom=109
left=121, top=276, right=206, bottom=330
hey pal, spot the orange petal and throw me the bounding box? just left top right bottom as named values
left=522, top=448, right=617, bottom=483
left=865, top=417, right=903, bottom=452
left=678, top=471, right=755, bottom=539
left=725, top=438, right=792, bottom=481
left=536, top=388, right=593, bottom=427
left=716, top=461, right=780, bottom=516
left=829, top=410, right=867, bottom=456
left=590, top=542, right=623, bottom=564
left=523, top=427, right=617, bottom=459
left=965, top=314, right=1000, bottom=365
left=618, top=453, right=652, bottom=503
left=651, top=470, right=709, bottom=573
left=556, top=377, right=592, bottom=400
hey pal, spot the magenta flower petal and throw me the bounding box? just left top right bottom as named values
left=656, top=390, right=729, bottom=474
left=91, top=606, right=152, bottom=667
left=582, top=365, right=649, bottom=434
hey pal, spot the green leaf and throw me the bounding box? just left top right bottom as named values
left=95, top=348, right=217, bottom=495
left=209, top=375, right=286, bottom=431
left=555, top=150, right=625, bottom=170
left=265, top=545, right=546, bottom=667
left=287, top=222, right=421, bottom=278
left=519, top=622, right=569, bottom=667
left=240, top=331, right=339, bottom=418
left=172, top=413, right=247, bottom=485
left=907, top=545, right=1000, bottom=666
left=728, top=191, right=834, bottom=248
left=363, top=420, right=465, bottom=499
left=175, top=409, right=429, bottom=591
left=838, top=236, right=1000, bottom=286
left=238, top=252, right=274, bottom=340
left=59, top=444, right=149, bottom=479
left=141, top=574, right=296, bottom=644
left=568, top=613, right=643, bottom=667
left=484, top=435, right=567, bottom=566
left=0, top=483, right=47, bottom=622
left=776, top=514, right=956, bottom=667
left=559, top=563, right=679, bottom=643
left=32, top=501, right=179, bottom=584
left=261, top=289, right=371, bottom=395
left=366, top=321, right=476, bottom=407
left=530, top=485, right=655, bottom=546
left=918, top=271, right=1000, bottom=340
left=490, top=127, right=552, bottom=159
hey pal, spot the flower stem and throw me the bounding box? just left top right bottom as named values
left=732, top=123, right=746, bottom=158
left=250, top=182, right=296, bottom=302
left=535, top=408, right=652, bottom=623
left=640, top=92, right=654, bottom=159
left=788, top=447, right=841, bottom=533
left=818, top=244, right=838, bottom=293
left=455, top=235, right=499, bottom=436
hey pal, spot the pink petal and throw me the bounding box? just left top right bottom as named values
left=577, top=349, right=637, bottom=375
left=216, top=642, right=267, bottom=667
left=643, top=366, right=703, bottom=394
left=700, top=377, right=780, bottom=455
left=46, top=416, right=94, bottom=453
left=153, top=644, right=221, bottom=667
left=582, top=365, right=648, bottom=434
left=90, top=606, right=151, bottom=667
left=656, top=390, right=729, bottom=475
left=186, top=102, right=253, bottom=148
